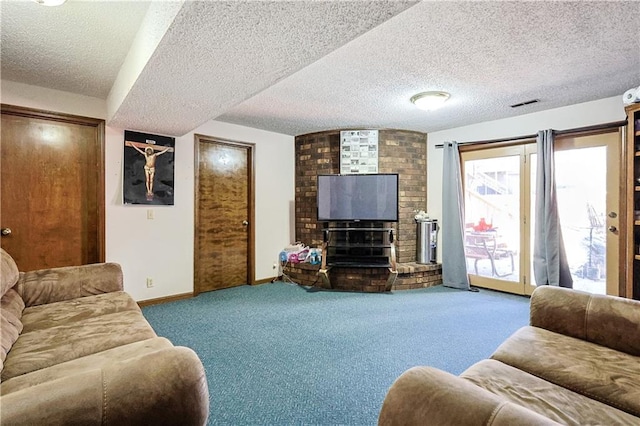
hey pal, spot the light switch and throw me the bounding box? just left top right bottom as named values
left=147, top=209, right=154, bottom=220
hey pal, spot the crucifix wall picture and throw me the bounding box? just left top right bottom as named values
left=123, top=130, right=175, bottom=205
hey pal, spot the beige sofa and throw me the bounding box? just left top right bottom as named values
left=379, top=286, right=640, bottom=425
left=0, top=248, right=209, bottom=425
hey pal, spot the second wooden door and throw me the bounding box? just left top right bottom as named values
left=195, top=136, right=254, bottom=293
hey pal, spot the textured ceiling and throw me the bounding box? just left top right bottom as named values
left=1, top=1, right=639, bottom=137
left=1, top=0, right=151, bottom=98
left=218, top=0, right=640, bottom=135
left=107, top=0, right=417, bottom=135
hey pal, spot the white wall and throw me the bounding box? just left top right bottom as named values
left=1, top=80, right=107, bottom=118
left=2, top=80, right=295, bottom=301
left=427, top=95, right=628, bottom=261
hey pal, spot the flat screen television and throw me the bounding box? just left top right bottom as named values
left=317, top=174, right=399, bottom=222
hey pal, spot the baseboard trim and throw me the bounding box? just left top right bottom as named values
left=137, top=292, right=194, bottom=307
left=137, top=281, right=277, bottom=306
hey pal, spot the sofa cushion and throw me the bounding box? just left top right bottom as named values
left=0, top=337, right=173, bottom=395
left=1, top=288, right=25, bottom=321
left=0, top=347, right=209, bottom=426
left=16, top=263, right=124, bottom=307
left=0, top=249, right=19, bottom=297
left=491, top=326, right=640, bottom=417
left=21, top=291, right=140, bottom=333
left=1, top=314, right=21, bottom=363
left=379, top=365, right=561, bottom=426
left=1, top=289, right=25, bottom=372
left=461, top=359, right=639, bottom=425
left=530, top=286, right=640, bottom=356
left=2, top=310, right=156, bottom=380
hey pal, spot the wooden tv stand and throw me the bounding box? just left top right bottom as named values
left=319, top=221, right=397, bottom=290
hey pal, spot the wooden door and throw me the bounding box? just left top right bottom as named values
left=195, top=135, right=254, bottom=293
left=0, top=105, right=105, bottom=271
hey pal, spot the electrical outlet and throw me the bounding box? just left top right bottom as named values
left=146, top=278, right=153, bottom=288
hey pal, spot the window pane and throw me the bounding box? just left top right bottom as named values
left=464, top=156, right=520, bottom=282
left=531, top=147, right=607, bottom=294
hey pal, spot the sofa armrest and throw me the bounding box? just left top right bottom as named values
left=530, top=286, right=640, bottom=356
left=15, top=263, right=123, bottom=307
left=0, top=346, right=209, bottom=426
left=378, top=366, right=560, bottom=426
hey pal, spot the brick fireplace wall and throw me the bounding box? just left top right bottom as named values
left=294, top=129, right=427, bottom=263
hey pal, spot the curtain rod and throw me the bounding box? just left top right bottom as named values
left=434, top=119, right=628, bottom=149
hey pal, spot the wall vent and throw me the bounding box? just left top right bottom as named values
left=510, top=99, right=539, bottom=108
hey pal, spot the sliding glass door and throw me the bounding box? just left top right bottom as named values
left=461, top=130, right=621, bottom=296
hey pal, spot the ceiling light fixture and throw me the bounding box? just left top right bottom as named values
left=33, top=0, right=67, bottom=6
left=410, top=91, right=450, bottom=111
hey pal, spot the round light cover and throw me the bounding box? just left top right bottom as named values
left=411, top=91, right=450, bottom=111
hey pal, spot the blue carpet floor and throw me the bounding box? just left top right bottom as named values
left=142, top=283, right=530, bottom=425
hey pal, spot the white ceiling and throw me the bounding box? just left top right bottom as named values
left=2, top=0, right=639, bottom=137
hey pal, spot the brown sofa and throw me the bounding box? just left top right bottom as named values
left=0, top=248, right=209, bottom=425
left=379, top=286, right=640, bottom=425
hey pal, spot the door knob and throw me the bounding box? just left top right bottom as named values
left=608, top=226, right=617, bottom=233
left=1, top=228, right=12, bottom=236
left=242, top=221, right=249, bottom=226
